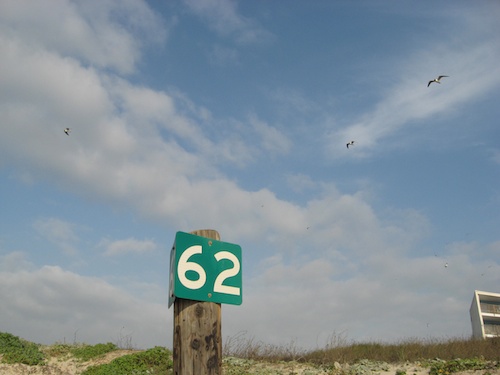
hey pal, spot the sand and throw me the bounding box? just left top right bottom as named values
left=0, top=352, right=499, bottom=375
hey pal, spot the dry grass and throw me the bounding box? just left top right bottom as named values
left=306, top=336, right=500, bottom=365
left=223, top=331, right=305, bottom=362
left=224, top=332, right=500, bottom=366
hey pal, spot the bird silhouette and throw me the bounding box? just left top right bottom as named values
left=428, top=75, right=449, bottom=87
left=64, top=128, right=71, bottom=136
left=346, top=140, right=355, bottom=149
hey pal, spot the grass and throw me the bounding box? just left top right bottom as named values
left=223, top=335, right=500, bottom=375
left=223, top=332, right=500, bottom=364
left=1, top=330, right=500, bottom=375
left=0, top=331, right=174, bottom=375
left=81, top=346, right=173, bottom=375
left=0, top=332, right=45, bottom=365
left=303, top=335, right=500, bottom=365
left=70, top=342, right=118, bottom=361
left=426, top=358, right=493, bottom=375
left=41, top=342, right=119, bottom=362
left=223, top=332, right=500, bottom=374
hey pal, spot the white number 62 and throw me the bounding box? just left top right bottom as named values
left=177, top=245, right=240, bottom=296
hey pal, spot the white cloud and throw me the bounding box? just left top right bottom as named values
left=0, top=19, right=308, bottom=243
left=182, top=0, right=273, bottom=44
left=33, top=218, right=79, bottom=256
left=249, top=115, right=292, bottom=156
left=327, top=16, right=500, bottom=159
left=100, top=237, right=157, bottom=256
left=285, top=173, right=317, bottom=194
left=0, top=251, right=34, bottom=272
left=224, top=240, right=500, bottom=348
left=0, top=0, right=167, bottom=74
left=0, top=264, right=169, bottom=348
left=0, top=22, right=268, bottom=238
left=1, top=235, right=498, bottom=349
left=1, top=0, right=499, bottom=350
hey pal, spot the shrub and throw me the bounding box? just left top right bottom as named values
left=42, top=343, right=73, bottom=357
left=0, top=332, right=45, bottom=366
left=81, top=346, right=173, bottom=375
left=428, top=358, right=490, bottom=375
left=71, top=342, right=118, bottom=361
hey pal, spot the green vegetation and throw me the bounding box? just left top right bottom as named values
left=0, top=331, right=173, bottom=374
left=427, top=358, right=492, bottom=375
left=300, top=336, right=500, bottom=365
left=42, top=342, right=74, bottom=357
left=71, top=342, right=118, bottom=361
left=0, top=331, right=45, bottom=366
left=42, top=342, right=118, bottom=361
left=223, top=335, right=500, bottom=364
left=223, top=333, right=500, bottom=374
left=82, top=346, right=173, bottom=375
left=1, top=330, right=500, bottom=375
left=0, top=334, right=118, bottom=366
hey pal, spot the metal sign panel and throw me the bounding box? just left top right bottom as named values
left=169, top=231, right=242, bottom=306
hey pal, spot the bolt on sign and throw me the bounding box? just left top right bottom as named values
left=168, top=231, right=242, bottom=307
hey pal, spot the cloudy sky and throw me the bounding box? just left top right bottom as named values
left=1, top=0, right=499, bottom=350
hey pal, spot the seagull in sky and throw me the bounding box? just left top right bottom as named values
left=427, top=75, right=449, bottom=87
left=64, top=128, right=71, bottom=136
left=346, top=140, right=355, bottom=149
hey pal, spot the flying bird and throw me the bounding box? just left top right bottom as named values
left=64, top=128, right=71, bottom=136
left=428, top=75, right=449, bottom=87
left=346, top=140, right=355, bottom=149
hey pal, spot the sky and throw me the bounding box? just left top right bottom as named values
left=1, top=0, right=499, bottom=350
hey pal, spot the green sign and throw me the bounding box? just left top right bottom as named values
left=169, top=231, right=242, bottom=307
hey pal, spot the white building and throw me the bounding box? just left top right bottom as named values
left=470, top=290, right=500, bottom=339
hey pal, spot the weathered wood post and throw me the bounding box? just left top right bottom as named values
left=173, top=229, right=222, bottom=375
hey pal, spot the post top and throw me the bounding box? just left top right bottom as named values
left=190, top=229, right=220, bottom=241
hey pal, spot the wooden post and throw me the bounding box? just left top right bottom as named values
left=173, top=229, right=222, bottom=375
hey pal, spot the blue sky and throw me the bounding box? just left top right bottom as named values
left=1, top=0, right=499, bottom=349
